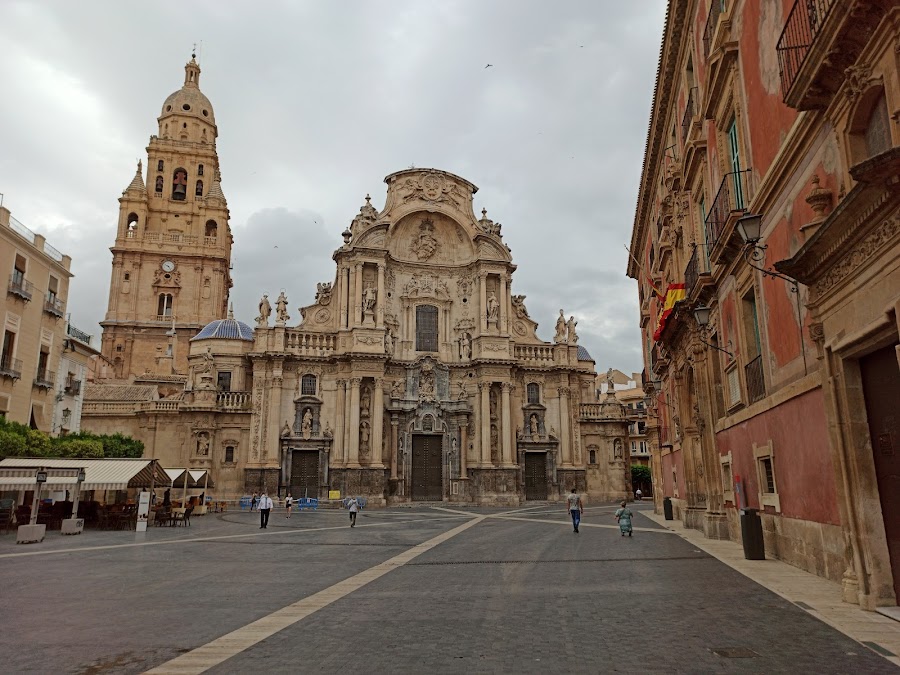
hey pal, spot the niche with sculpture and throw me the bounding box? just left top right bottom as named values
left=292, top=394, right=323, bottom=439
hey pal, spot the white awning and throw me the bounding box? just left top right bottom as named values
left=162, top=469, right=215, bottom=490
left=0, top=458, right=164, bottom=492
left=189, top=470, right=215, bottom=489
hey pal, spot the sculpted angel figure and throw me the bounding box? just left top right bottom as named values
left=201, top=346, right=215, bottom=374
left=257, top=294, right=271, bottom=325
left=511, top=294, right=529, bottom=318
left=275, top=291, right=290, bottom=323
left=486, top=292, right=499, bottom=321
left=554, top=309, right=567, bottom=343
left=363, top=284, right=377, bottom=313
left=530, top=414, right=540, bottom=436
left=566, top=316, right=579, bottom=344
left=302, top=408, right=313, bottom=434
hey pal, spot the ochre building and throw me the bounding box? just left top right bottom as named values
left=84, top=56, right=631, bottom=506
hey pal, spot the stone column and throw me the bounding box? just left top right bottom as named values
left=459, top=416, right=468, bottom=479
left=334, top=379, right=346, bottom=465
left=479, top=273, right=488, bottom=334
left=479, top=382, right=491, bottom=466
left=390, top=416, right=399, bottom=480
left=269, top=361, right=285, bottom=463
left=338, top=266, right=347, bottom=329
left=347, top=265, right=356, bottom=328
left=558, top=386, right=572, bottom=467
left=343, top=380, right=352, bottom=466
left=376, top=263, right=385, bottom=329
left=354, top=263, right=363, bottom=327
left=693, top=339, right=729, bottom=539
left=501, top=382, right=513, bottom=466
left=371, top=378, right=384, bottom=467
left=348, top=377, right=361, bottom=467
left=499, top=274, right=508, bottom=335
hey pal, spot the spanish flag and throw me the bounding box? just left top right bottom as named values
left=653, top=283, right=686, bottom=341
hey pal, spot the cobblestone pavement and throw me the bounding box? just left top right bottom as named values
left=0, top=504, right=895, bottom=674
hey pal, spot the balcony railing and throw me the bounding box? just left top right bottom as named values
left=65, top=377, right=82, bottom=395
left=67, top=323, right=93, bottom=346
left=705, top=169, right=752, bottom=251
left=745, top=354, right=766, bottom=404
left=34, top=369, right=55, bottom=389
left=703, top=0, right=724, bottom=58
left=155, top=314, right=176, bottom=323
left=776, top=0, right=835, bottom=99
left=217, top=391, right=252, bottom=410
left=8, top=274, right=33, bottom=301
left=681, top=87, right=698, bottom=145
left=0, top=357, right=23, bottom=380
left=284, top=331, right=337, bottom=356
left=514, top=345, right=555, bottom=363
left=44, top=294, right=65, bottom=318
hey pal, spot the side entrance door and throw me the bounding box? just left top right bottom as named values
left=290, top=450, right=319, bottom=499
left=524, top=452, right=548, bottom=500
left=411, top=434, right=442, bottom=501
left=860, top=344, right=900, bottom=600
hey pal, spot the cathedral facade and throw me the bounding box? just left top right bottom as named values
left=83, top=57, right=631, bottom=505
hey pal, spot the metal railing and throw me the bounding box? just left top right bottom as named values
left=705, top=169, right=752, bottom=250
left=44, top=294, right=65, bottom=317
left=65, top=376, right=82, bottom=395
left=776, top=0, right=835, bottom=98
left=703, top=0, right=725, bottom=58
left=8, top=216, right=35, bottom=243
left=681, top=87, right=698, bottom=145
left=155, top=314, right=176, bottom=322
left=34, top=369, right=55, bottom=389
left=0, top=357, right=23, bottom=380
left=43, top=242, right=64, bottom=262
left=745, top=354, right=766, bottom=404
left=8, top=274, right=33, bottom=300
left=67, top=323, right=93, bottom=345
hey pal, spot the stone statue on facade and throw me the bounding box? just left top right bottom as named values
left=315, top=282, right=333, bottom=306
left=360, top=422, right=370, bottom=456
left=530, top=414, right=540, bottom=438
left=301, top=408, right=313, bottom=438
left=257, top=294, right=271, bottom=326
left=201, top=346, right=215, bottom=374
left=486, top=292, right=499, bottom=326
left=361, top=387, right=371, bottom=416
left=566, top=316, right=578, bottom=344
left=363, top=284, right=377, bottom=314
left=614, top=438, right=624, bottom=459
left=391, top=379, right=405, bottom=399
left=606, top=367, right=616, bottom=392
left=197, top=434, right=210, bottom=456
left=419, top=370, right=435, bottom=401
left=511, top=294, right=529, bottom=319
left=554, top=309, right=567, bottom=343
left=384, top=329, right=395, bottom=356
left=275, top=291, right=290, bottom=323
left=459, top=332, right=472, bottom=360
left=457, top=380, right=468, bottom=400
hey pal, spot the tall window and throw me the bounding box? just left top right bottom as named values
left=526, top=382, right=540, bottom=404
left=1, top=330, right=15, bottom=368
left=157, top=293, right=174, bottom=317
left=741, top=289, right=762, bottom=360
left=217, top=371, right=232, bottom=391
left=224, top=446, right=235, bottom=463
left=301, top=374, right=317, bottom=396
left=727, top=118, right=744, bottom=208
left=37, top=349, right=49, bottom=377
left=415, top=305, right=438, bottom=352
left=864, top=92, right=891, bottom=159
left=12, top=254, right=26, bottom=286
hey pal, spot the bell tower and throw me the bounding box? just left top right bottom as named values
left=100, top=53, right=233, bottom=380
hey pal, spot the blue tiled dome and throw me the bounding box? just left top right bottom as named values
left=191, top=317, right=254, bottom=342
left=576, top=345, right=594, bottom=362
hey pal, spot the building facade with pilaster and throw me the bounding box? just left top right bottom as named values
left=628, top=0, right=899, bottom=609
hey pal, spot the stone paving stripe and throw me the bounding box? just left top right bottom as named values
left=143, top=515, right=485, bottom=675
left=0, top=514, right=468, bottom=560
left=864, top=642, right=898, bottom=657
left=493, top=514, right=678, bottom=533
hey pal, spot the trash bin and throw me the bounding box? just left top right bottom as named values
left=740, top=508, right=765, bottom=560
left=663, top=496, right=674, bottom=520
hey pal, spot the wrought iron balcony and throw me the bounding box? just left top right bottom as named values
left=776, top=0, right=835, bottom=100
left=8, top=274, right=33, bottom=301
left=705, top=169, right=752, bottom=251
left=66, top=323, right=93, bottom=346
left=44, top=294, right=65, bottom=318
left=34, top=369, right=55, bottom=389
left=65, top=376, right=82, bottom=395
left=703, top=0, right=725, bottom=58
left=0, top=357, right=22, bottom=380
left=745, top=354, right=766, bottom=404
left=681, top=87, right=698, bottom=145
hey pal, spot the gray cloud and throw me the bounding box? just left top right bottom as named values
left=0, top=0, right=666, bottom=373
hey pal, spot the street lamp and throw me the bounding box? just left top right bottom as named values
left=691, top=305, right=735, bottom=359
left=736, top=213, right=763, bottom=245
left=62, top=408, right=71, bottom=422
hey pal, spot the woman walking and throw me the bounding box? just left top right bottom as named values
left=285, top=494, right=293, bottom=518
left=615, top=501, right=634, bottom=537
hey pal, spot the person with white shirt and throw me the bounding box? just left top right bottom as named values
left=258, top=492, right=274, bottom=528
left=347, top=497, right=359, bottom=527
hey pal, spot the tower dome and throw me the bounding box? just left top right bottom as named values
left=159, top=54, right=216, bottom=126
left=191, top=315, right=254, bottom=342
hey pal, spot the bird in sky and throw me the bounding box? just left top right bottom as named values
left=484, top=64, right=493, bottom=69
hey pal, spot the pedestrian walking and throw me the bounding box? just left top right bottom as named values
left=635, top=488, right=643, bottom=501
left=347, top=496, right=359, bottom=527
left=285, top=493, right=293, bottom=518
left=251, top=492, right=259, bottom=511
left=258, top=493, right=273, bottom=528
left=162, top=488, right=171, bottom=508
left=615, top=501, right=634, bottom=537
left=566, top=488, right=583, bottom=533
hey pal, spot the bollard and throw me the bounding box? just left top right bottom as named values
left=663, top=496, right=674, bottom=520
left=740, top=508, right=765, bottom=560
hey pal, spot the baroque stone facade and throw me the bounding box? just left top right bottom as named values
left=83, top=58, right=631, bottom=506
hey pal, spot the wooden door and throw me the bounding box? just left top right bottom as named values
left=411, top=435, right=442, bottom=501
left=860, top=344, right=900, bottom=599
left=290, top=451, right=319, bottom=499
left=524, top=452, right=548, bottom=500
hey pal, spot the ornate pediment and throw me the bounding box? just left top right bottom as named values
left=152, top=269, right=181, bottom=288
left=401, top=273, right=451, bottom=299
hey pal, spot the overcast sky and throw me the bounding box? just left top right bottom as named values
left=1, top=0, right=665, bottom=375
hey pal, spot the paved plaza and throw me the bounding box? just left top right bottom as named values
left=0, top=504, right=896, bottom=674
